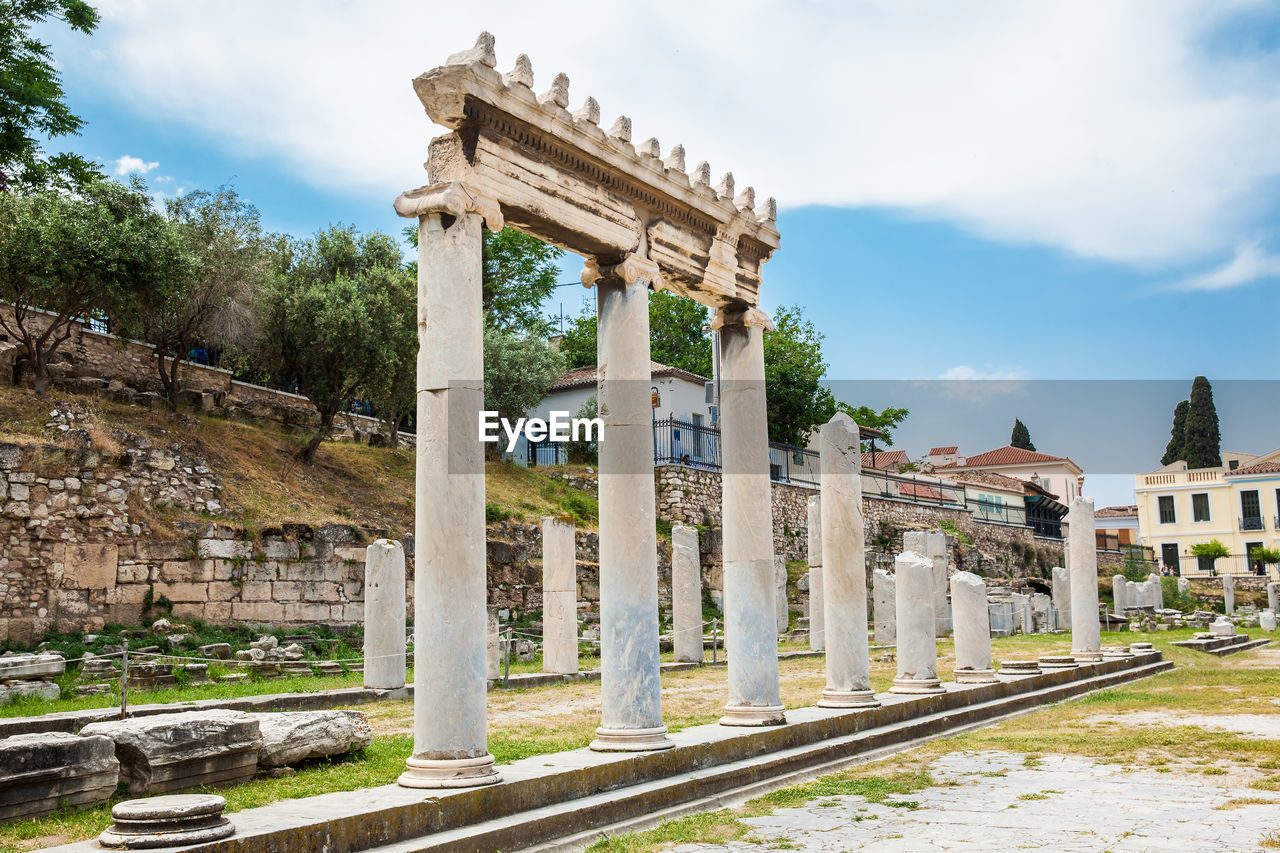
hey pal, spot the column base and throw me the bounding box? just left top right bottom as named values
left=398, top=754, right=501, bottom=789
left=589, top=725, right=675, bottom=752
left=1073, top=651, right=1105, bottom=662
left=818, top=689, right=880, bottom=709
left=719, top=704, right=787, bottom=726
left=889, top=677, right=944, bottom=694
left=953, top=668, right=998, bottom=684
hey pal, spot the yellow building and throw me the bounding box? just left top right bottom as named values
left=1135, top=449, right=1280, bottom=578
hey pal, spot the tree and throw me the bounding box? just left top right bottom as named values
left=404, top=225, right=562, bottom=335
left=1182, top=376, right=1221, bottom=469
left=763, top=305, right=840, bottom=446
left=125, top=186, right=268, bottom=409
left=649, top=290, right=712, bottom=377
left=837, top=404, right=909, bottom=448
left=1160, top=399, right=1189, bottom=466
left=1010, top=418, right=1036, bottom=451
left=482, top=325, right=565, bottom=458
left=558, top=305, right=597, bottom=369
left=1190, top=539, right=1230, bottom=576
left=564, top=394, right=598, bottom=463
left=364, top=273, right=415, bottom=449
left=0, top=178, right=190, bottom=394
left=1252, top=545, right=1280, bottom=577
left=257, top=225, right=412, bottom=462
left=0, top=0, right=103, bottom=191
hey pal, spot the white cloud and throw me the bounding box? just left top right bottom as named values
left=1174, top=240, right=1280, bottom=290
left=938, top=366, right=1029, bottom=382
left=113, top=154, right=159, bottom=176
left=74, top=1, right=1280, bottom=267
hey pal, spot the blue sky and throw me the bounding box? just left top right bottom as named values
left=38, top=2, right=1280, bottom=506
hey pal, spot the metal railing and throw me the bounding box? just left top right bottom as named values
left=652, top=416, right=822, bottom=487
left=861, top=468, right=965, bottom=508
left=1241, top=515, right=1265, bottom=531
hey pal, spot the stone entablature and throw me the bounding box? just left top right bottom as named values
left=410, top=33, right=779, bottom=309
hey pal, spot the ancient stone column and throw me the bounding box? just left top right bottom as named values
left=1268, top=582, right=1279, bottom=614
left=903, top=530, right=949, bottom=635
left=775, top=557, right=789, bottom=634
left=817, top=414, right=878, bottom=708
left=890, top=551, right=944, bottom=694
left=394, top=184, right=503, bottom=788
left=1051, top=565, right=1071, bottom=630
left=485, top=606, right=499, bottom=681
left=1068, top=496, right=1102, bottom=662
left=1112, top=575, right=1128, bottom=613
left=807, top=495, right=824, bottom=652
left=672, top=525, right=703, bottom=663
left=363, top=540, right=406, bottom=690
left=951, top=571, right=996, bottom=683
left=715, top=307, right=785, bottom=726
left=1010, top=592, right=1031, bottom=634
left=542, top=517, right=578, bottom=676
left=1148, top=572, right=1164, bottom=610
left=873, top=568, right=896, bottom=645
left=1223, top=574, right=1235, bottom=614
left=585, top=256, right=671, bottom=751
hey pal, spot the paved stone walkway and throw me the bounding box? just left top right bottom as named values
left=673, top=751, right=1277, bottom=852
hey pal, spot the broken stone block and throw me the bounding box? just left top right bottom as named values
left=0, top=731, right=120, bottom=821
left=0, top=653, right=66, bottom=680
left=198, top=643, right=233, bottom=660
left=252, top=711, right=373, bottom=768
left=80, top=710, right=262, bottom=795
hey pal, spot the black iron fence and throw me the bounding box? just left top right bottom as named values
left=652, top=416, right=821, bottom=487
left=861, top=468, right=965, bottom=508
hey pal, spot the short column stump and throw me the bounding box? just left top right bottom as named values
left=99, top=794, right=234, bottom=849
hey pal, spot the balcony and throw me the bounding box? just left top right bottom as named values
left=1241, top=515, right=1265, bottom=532
left=1140, top=469, right=1224, bottom=487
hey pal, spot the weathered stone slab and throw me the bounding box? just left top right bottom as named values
left=253, top=711, right=373, bottom=768
left=363, top=540, right=406, bottom=690
left=0, top=731, right=119, bottom=821
left=0, top=653, right=66, bottom=680
left=81, top=709, right=261, bottom=795
left=1051, top=566, right=1071, bottom=629
left=671, top=525, right=703, bottom=663
left=872, top=568, right=895, bottom=646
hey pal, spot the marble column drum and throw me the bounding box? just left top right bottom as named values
left=1051, top=565, right=1071, bottom=630
left=1068, top=496, right=1102, bottom=662
left=715, top=308, right=785, bottom=726
left=398, top=198, right=500, bottom=789
left=542, top=517, right=578, bottom=676
left=903, top=530, right=949, bottom=635
left=807, top=495, right=825, bottom=652
left=873, top=568, right=896, bottom=646
left=1148, top=572, right=1164, bottom=610
left=1223, top=573, right=1235, bottom=614
left=817, top=414, right=878, bottom=708
left=890, top=551, right=944, bottom=694
left=363, top=540, right=406, bottom=690
left=951, top=571, right=996, bottom=683
left=672, top=525, right=704, bottom=663
left=1112, top=575, right=1128, bottom=613
left=589, top=261, right=671, bottom=751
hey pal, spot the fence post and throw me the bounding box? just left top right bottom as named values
left=711, top=618, right=718, bottom=664
left=119, top=638, right=130, bottom=719
left=503, top=625, right=512, bottom=688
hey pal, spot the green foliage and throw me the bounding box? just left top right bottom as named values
left=1252, top=546, right=1280, bottom=568
left=564, top=394, right=598, bottom=463
left=1162, top=576, right=1194, bottom=613
left=558, top=493, right=597, bottom=525
left=256, top=225, right=412, bottom=462
left=126, top=185, right=270, bottom=408
left=763, top=305, right=837, bottom=446
left=837, top=403, right=910, bottom=448
left=482, top=325, right=566, bottom=435
left=1010, top=418, right=1035, bottom=451
left=0, top=0, right=103, bottom=190
left=485, top=501, right=514, bottom=522
left=0, top=179, right=192, bottom=394
left=1190, top=539, right=1230, bottom=563
left=1121, top=551, right=1153, bottom=582
left=648, top=290, right=712, bottom=376
left=1161, top=399, right=1189, bottom=466
left=937, top=518, right=971, bottom=546
left=1182, top=376, right=1222, bottom=469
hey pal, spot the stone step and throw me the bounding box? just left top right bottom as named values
left=1171, top=635, right=1273, bottom=656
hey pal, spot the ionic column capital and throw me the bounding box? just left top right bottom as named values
left=393, top=181, right=504, bottom=231
left=580, top=253, right=662, bottom=290
left=710, top=305, right=774, bottom=333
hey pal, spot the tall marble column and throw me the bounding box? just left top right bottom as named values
left=1068, top=496, right=1102, bottom=662
left=672, top=525, right=704, bottom=663
left=890, top=551, right=944, bottom=694
left=542, top=517, right=578, bottom=676
left=714, top=307, right=785, bottom=726
left=584, top=256, right=672, bottom=751
left=951, top=571, right=996, bottom=683
left=818, top=414, right=879, bottom=708
left=363, top=540, right=406, bottom=690
left=394, top=183, right=503, bottom=788
left=807, top=496, right=825, bottom=652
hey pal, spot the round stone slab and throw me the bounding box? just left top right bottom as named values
left=100, top=795, right=234, bottom=849
left=998, top=660, right=1041, bottom=675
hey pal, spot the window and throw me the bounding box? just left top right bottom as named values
left=1158, top=495, right=1176, bottom=524
left=1161, top=543, right=1179, bottom=573
left=1229, top=459, right=1239, bottom=471
left=1241, top=490, right=1262, bottom=530
left=1192, top=493, right=1210, bottom=522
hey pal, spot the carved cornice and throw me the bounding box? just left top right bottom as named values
left=393, top=181, right=504, bottom=231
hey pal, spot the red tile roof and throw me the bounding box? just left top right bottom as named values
left=861, top=449, right=907, bottom=470
left=1095, top=505, right=1138, bottom=518
left=945, top=469, right=1027, bottom=493
left=899, top=481, right=944, bottom=501
left=928, top=446, right=958, bottom=455
left=1227, top=459, right=1280, bottom=476
left=937, top=445, right=1079, bottom=470
left=550, top=361, right=708, bottom=391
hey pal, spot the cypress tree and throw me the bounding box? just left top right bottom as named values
left=1011, top=418, right=1036, bottom=451
left=1182, top=376, right=1222, bottom=469
left=1160, top=399, right=1189, bottom=466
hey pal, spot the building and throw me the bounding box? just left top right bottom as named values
left=861, top=449, right=909, bottom=472
left=931, top=445, right=1085, bottom=506
left=1135, top=449, right=1280, bottom=578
